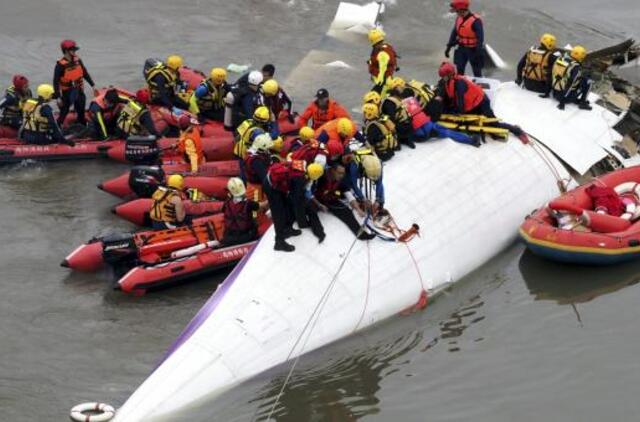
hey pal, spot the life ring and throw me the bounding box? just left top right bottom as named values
left=614, top=182, right=640, bottom=220
left=70, top=402, right=115, bottom=422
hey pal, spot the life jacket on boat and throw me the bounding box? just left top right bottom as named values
left=116, top=99, right=148, bottom=136
left=551, top=55, right=580, bottom=93
left=402, top=96, right=430, bottom=129
left=368, top=42, right=398, bottom=78
left=267, top=160, right=306, bottom=193
left=145, top=63, right=178, bottom=101
left=196, top=78, right=227, bottom=112
left=523, top=47, right=554, bottom=82
left=455, top=13, right=481, bottom=48
left=235, top=118, right=267, bottom=159
left=21, top=98, right=50, bottom=133
left=1, top=86, right=32, bottom=125
left=223, top=198, right=256, bottom=232
left=445, top=75, right=485, bottom=113
left=89, top=91, right=124, bottom=122
left=150, top=187, right=182, bottom=224
left=178, top=127, right=204, bottom=164
left=364, top=116, right=397, bottom=155
left=57, top=57, right=85, bottom=92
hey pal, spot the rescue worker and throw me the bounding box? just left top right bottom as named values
left=53, top=40, right=97, bottom=127
left=362, top=91, right=382, bottom=108
left=403, top=79, right=443, bottom=121
left=367, top=28, right=399, bottom=93
left=361, top=102, right=398, bottom=161
left=20, top=84, right=71, bottom=146
left=144, top=55, right=189, bottom=110
left=177, top=114, right=205, bottom=173
left=235, top=64, right=276, bottom=86
left=516, top=33, right=560, bottom=94
left=298, top=89, right=351, bottom=130
left=345, top=152, right=385, bottom=216
left=115, top=89, right=159, bottom=139
left=150, top=174, right=187, bottom=230
left=259, top=79, right=294, bottom=123
left=315, top=117, right=364, bottom=147
left=264, top=160, right=325, bottom=251
left=190, top=67, right=229, bottom=122
left=548, top=45, right=592, bottom=111
left=381, top=77, right=415, bottom=149
left=234, top=106, right=280, bottom=160
left=0, top=75, right=31, bottom=129
left=290, top=138, right=329, bottom=167
left=445, top=0, right=484, bottom=77
left=221, top=178, right=268, bottom=246
left=224, top=70, right=264, bottom=131
left=88, top=88, right=126, bottom=140
left=313, top=164, right=375, bottom=240
left=245, top=133, right=277, bottom=184
left=283, top=126, right=315, bottom=156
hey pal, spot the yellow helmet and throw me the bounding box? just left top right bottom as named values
left=167, top=174, right=184, bottom=190
left=166, top=55, right=183, bottom=71
left=272, top=136, right=284, bottom=152
left=362, top=103, right=380, bottom=120
left=388, top=76, right=406, bottom=91
left=306, top=163, right=324, bottom=181
left=540, top=33, right=557, bottom=50
left=368, top=28, right=385, bottom=45
left=227, top=177, right=246, bottom=197
left=210, top=67, right=227, bottom=85
left=36, top=84, right=55, bottom=100
left=570, top=45, right=587, bottom=63
left=262, top=79, right=279, bottom=97
left=337, top=118, right=354, bottom=137
left=253, top=106, right=271, bottom=123
left=363, top=91, right=382, bottom=105
left=361, top=155, right=382, bottom=181
left=299, top=126, right=314, bottom=142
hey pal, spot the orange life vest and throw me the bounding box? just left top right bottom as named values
left=445, top=75, right=485, bottom=113
left=178, top=127, right=204, bottom=163
left=455, top=13, right=481, bottom=48
left=57, top=57, right=85, bottom=91
left=314, top=118, right=357, bottom=146
left=368, top=43, right=398, bottom=78
left=301, top=99, right=350, bottom=130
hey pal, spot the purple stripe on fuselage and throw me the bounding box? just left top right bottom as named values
left=156, top=242, right=259, bottom=367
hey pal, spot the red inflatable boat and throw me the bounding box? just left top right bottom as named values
left=112, top=198, right=224, bottom=227
left=99, top=172, right=231, bottom=200
left=520, top=166, right=640, bottom=265
left=0, top=138, right=123, bottom=164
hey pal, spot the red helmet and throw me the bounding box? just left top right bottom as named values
left=450, top=0, right=470, bottom=10
left=60, top=39, right=78, bottom=51
left=177, top=114, right=191, bottom=130
left=12, top=74, right=29, bottom=91
left=135, top=88, right=150, bottom=104
left=326, top=140, right=344, bottom=158
left=438, top=62, right=457, bottom=78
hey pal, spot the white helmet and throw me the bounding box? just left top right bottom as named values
left=253, top=133, right=274, bottom=151
left=248, top=70, right=264, bottom=86
left=227, top=177, right=246, bottom=197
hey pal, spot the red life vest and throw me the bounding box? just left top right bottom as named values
left=301, top=99, right=350, bottom=130
left=88, top=92, right=121, bottom=122
left=244, top=151, right=270, bottom=184
left=402, top=97, right=430, bottom=129
left=57, top=57, right=85, bottom=91
left=290, top=140, right=328, bottom=163
left=315, top=177, right=343, bottom=204
left=455, top=13, right=481, bottom=48
left=268, top=160, right=305, bottom=193
left=368, top=43, right=398, bottom=78
left=178, top=127, right=204, bottom=163
left=445, top=75, right=485, bottom=113
left=223, top=199, right=255, bottom=232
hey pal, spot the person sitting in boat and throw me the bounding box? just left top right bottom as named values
left=381, top=78, right=415, bottom=149
left=54, top=40, right=98, bottom=127
left=315, top=117, right=364, bottom=147
left=144, top=55, right=189, bottom=111
left=221, top=177, right=268, bottom=246
left=547, top=45, right=592, bottom=111
left=20, top=84, right=73, bottom=146
left=516, top=33, right=560, bottom=94
left=282, top=126, right=315, bottom=157
left=88, top=88, right=127, bottom=140
left=361, top=102, right=398, bottom=161
left=234, top=106, right=280, bottom=160
left=115, top=89, right=159, bottom=140
left=446, top=0, right=484, bottom=77
left=257, top=79, right=295, bottom=125
left=368, top=28, right=399, bottom=94
left=245, top=133, right=280, bottom=184
left=0, top=75, right=32, bottom=130
left=235, top=63, right=276, bottom=86
left=312, top=164, right=375, bottom=240
left=176, top=114, right=205, bottom=174
left=223, top=70, right=264, bottom=131
left=299, top=89, right=351, bottom=130
left=150, top=174, right=187, bottom=230
left=403, top=79, right=443, bottom=121
left=344, top=147, right=385, bottom=216
left=264, top=160, right=325, bottom=251
left=190, top=67, right=229, bottom=122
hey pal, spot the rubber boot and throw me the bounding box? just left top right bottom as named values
left=578, top=101, right=593, bottom=111
left=274, top=240, right=295, bottom=252
left=283, top=227, right=302, bottom=238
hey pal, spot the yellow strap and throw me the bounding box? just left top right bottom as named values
left=188, top=93, right=200, bottom=115
left=438, top=120, right=509, bottom=138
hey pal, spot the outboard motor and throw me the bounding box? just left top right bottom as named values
left=125, top=135, right=160, bottom=165
left=101, top=233, right=136, bottom=266
left=129, top=165, right=165, bottom=198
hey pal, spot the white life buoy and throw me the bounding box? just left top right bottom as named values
left=70, top=402, right=115, bottom=422
left=614, top=182, right=640, bottom=220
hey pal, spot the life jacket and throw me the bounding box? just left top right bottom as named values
left=384, top=96, right=411, bottom=124
left=89, top=92, right=123, bottom=122
left=21, top=99, right=50, bottom=133
left=455, top=13, right=481, bottom=48
left=364, top=116, right=398, bottom=155
left=145, top=63, right=177, bottom=101
left=304, top=99, right=347, bottom=129
left=314, top=118, right=358, bottom=146
left=315, top=176, right=343, bottom=204
left=178, top=127, right=204, bottom=163
left=290, top=139, right=328, bottom=163
left=267, top=160, right=306, bottom=193
left=551, top=55, right=580, bottom=93
left=264, top=89, right=288, bottom=118
left=406, top=80, right=436, bottom=110
left=1, top=86, right=32, bottom=123
left=150, top=187, right=181, bottom=224
left=368, top=43, right=398, bottom=78
left=196, top=79, right=227, bottom=112
left=117, top=100, right=148, bottom=136
left=402, top=96, right=430, bottom=129
left=235, top=118, right=265, bottom=159
left=351, top=146, right=375, bottom=165
left=57, top=57, right=85, bottom=92
left=523, top=47, right=553, bottom=82
left=245, top=151, right=271, bottom=184
left=223, top=198, right=255, bottom=232
left=445, top=75, right=485, bottom=113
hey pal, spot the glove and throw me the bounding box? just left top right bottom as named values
left=539, top=93, right=550, bottom=98
left=444, top=46, right=451, bottom=58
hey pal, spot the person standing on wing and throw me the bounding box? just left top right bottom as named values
left=445, top=0, right=484, bottom=77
